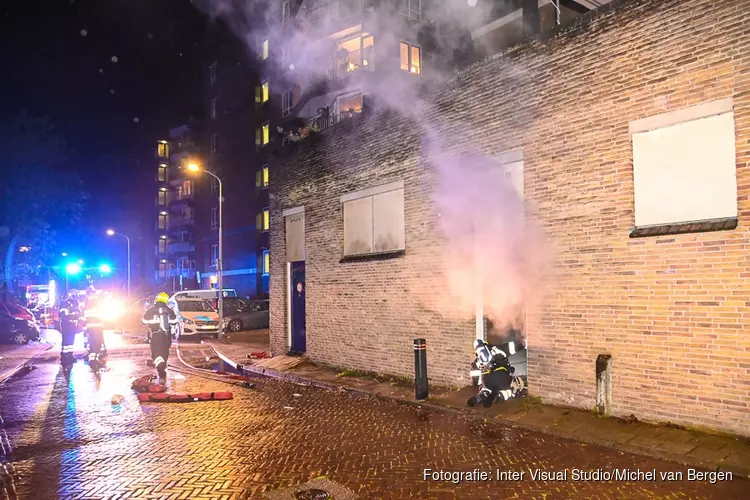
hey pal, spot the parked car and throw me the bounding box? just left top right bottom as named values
left=0, top=301, right=36, bottom=322
left=222, top=298, right=269, bottom=332
left=0, top=312, right=41, bottom=344
left=168, top=298, right=220, bottom=339
left=170, top=289, right=237, bottom=301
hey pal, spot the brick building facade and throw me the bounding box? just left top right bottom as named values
left=269, top=0, right=750, bottom=436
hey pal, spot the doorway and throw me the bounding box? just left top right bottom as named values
left=290, top=261, right=306, bottom=353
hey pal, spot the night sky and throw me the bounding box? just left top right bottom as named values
left=0, top=0, right=214, bottom=269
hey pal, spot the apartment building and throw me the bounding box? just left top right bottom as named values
left=202, top=21, right=269, bottom=299
left=153, top=125, right=202, bottom=290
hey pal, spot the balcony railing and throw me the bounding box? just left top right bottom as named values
left=168, top=242, right=196, bottom=254
left=335, top=48, right=374, bottom=79
left=167, top=267, right=197, bottom=278
left=170, top=217, right=196, bottom=228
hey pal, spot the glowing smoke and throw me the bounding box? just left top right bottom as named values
left=192, top=0, right=552, bottom=339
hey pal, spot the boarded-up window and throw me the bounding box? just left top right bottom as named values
left=342, top=182, right=405, bottom=257
left=631, top=99, right=737, bottom=227
left=285, top=212, right=305, bottom=262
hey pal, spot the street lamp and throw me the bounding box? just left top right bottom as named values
left=106, top=229, right=131, bottom=296
left=186, top=162, right=225, bottom=339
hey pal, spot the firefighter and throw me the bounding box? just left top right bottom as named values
left=58, top=292, right=80, bottom=374
left=141, top=293, right=178, bottom=380
left=468, top=339, right=527, bottom=408
left=83, top=294, right=107, bottom=370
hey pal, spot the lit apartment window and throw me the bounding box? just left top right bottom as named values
left=262, top=38, right=269, bottom=60
left=157, top=191, right=167, bottom=206
left=262, top=165, right=269, bottom=188
left=399, top=0, right=421, bottom=20
left=262, top=122, right=270, bottom=145
left=158, top=165, right=167, bottom=182
left=158, top=214, right=168, bottom=230
left=262, top=250, right=270, bottom=275
left=211, top=207, right=218, bottom=230
left=336, top=34, right=374, bottom=77
left=183, top=180, right=193, bottom=196
left=158, top=239, right=167, bottom=254
left=337, top=92, right=363, bottom=117
left=262, top=81, right=269, bottom=103
left=157, top=141, right=169, bottom=158
left=282, top=89, right=293, bottom=117
left=210, top=98, right=217, bottom=119
left=209, top=61, right=218, bottom=84
left=400, top=42, right=421, bottom=74
left=211, top=134, right=218, bottom=155
left=211, top=245, right=218, bottom=267
left=263, top=208, right=270, bottom=231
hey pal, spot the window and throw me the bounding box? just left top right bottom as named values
left=282, top=1, right=291, bottom=23
left=183, top=180, right=193, bottom=196
left=210, top=98, right=217, bottom=119
left=210, top=133, right=217, bottom=154
left=158, top=214, right=168, bottom=230
left=158, top=239, right=167, bottom=254
left=336, top=33, right=374, bottom=77
left=256, top=122, right=270, bottom=147
left=262, top=250, right=270, bottom=275
left=263, top=208, right=270, bottom=231
left=399, top=0, right=421, bottom=20
left=262, top=38, right=269, bottom=60
left=156, top=141, right=169, bottom=158
left=157, top=191, right=167, bottom=206
left=400, top=42, right=421, bottom=74
left=336, top=92, right=363, bottom=120
left=211, top=207, right=219, bottom=230
left=629, top=99, right=738, bottom=236
left=211, top=245, right=218, bottom=267
left=282, top=89, right=293, bottom=117
left=341, top=181, right=405, bottom=257
left=157, top=165, right=167, bottom=182
left=262, top=81, right=269, bottom=103
left=209, top=61, right=217, bottom=84
left=262, top=165, right=269, bottom=188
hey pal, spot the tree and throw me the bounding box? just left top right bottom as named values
left=0, top=112, right=88, bottom=291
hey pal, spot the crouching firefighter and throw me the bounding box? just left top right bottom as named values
left=468, top=339, right=527, bottom=408
left=141, top=293, right=178, bottom=380
left=83, top=295, right=108, bottom=370
left=58, top=293, right=80, bottom=373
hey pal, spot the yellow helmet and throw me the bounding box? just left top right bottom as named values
left=155, top=292, right=170, bottom=304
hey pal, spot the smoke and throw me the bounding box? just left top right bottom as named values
left=192, top=0, right=552, bottom=339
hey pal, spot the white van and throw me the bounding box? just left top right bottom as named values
left=170, top=289, right=237, bottom=301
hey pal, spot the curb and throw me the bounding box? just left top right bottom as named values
left=0, top=342, right=56, bottom=387
left=207, top=343, right=749, bottom=479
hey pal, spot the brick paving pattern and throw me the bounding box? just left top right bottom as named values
left=0, top=353, right=748, bottom=499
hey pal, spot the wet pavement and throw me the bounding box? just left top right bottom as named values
left=0, top=336, right=748, bottom=499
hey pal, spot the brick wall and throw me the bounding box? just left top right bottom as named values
left=269, top=0, right=750, bottom=436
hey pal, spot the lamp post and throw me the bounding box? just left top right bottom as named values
left=186, top=162, right=225, bottom=339
left=106, top=229, right=131, bottom=296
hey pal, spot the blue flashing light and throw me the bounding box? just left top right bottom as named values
left=98, top=264, right=112, bottom=274
left=65, top=263, right=82, bottom=275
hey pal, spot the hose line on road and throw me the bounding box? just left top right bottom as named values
left=169, top=345, right=256, bottom=389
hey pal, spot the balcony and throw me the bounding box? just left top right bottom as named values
left=170, top=217, right=196, bottom=229
left=168, top=242, right=196, bottom=255
left=167, top=267, right=197, bottom=278
left=334, top=47, right=374, bottom=79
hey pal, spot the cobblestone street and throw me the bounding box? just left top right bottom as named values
left=0, top=338, right=746, bottom=500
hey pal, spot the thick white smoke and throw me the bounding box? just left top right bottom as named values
left=192, top=0, right=552, bottom=340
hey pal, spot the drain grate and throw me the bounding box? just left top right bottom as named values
left=266, top=478, right=358, bottom=500
left=294, top=489, right=330, bottom=500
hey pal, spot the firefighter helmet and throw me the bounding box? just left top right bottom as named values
left=155, top=292, right=170, bottom=304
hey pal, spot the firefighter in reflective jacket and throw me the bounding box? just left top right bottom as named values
left=141, top=293, right=178, bottom=379
left=83, top=294, right=107, bottom=369
left=468, top=339, right=527, bottom=408
left=58, top=293, right=80, bottom=372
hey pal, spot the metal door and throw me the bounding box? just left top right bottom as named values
left=290, top=261, right=306, bottom=353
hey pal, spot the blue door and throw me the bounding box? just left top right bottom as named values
left=290, top=261, right=306, bottom=353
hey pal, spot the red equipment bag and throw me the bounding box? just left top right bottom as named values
left=213, top=371, right=251, bottom=381
left=137, top=392, right=233, bottom=403
left=131, top=375, right=165, bottom=393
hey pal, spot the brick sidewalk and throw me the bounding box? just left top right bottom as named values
left=0, top=341, right=55, bottom=384
left=204, top=334, right=750, bottom=479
